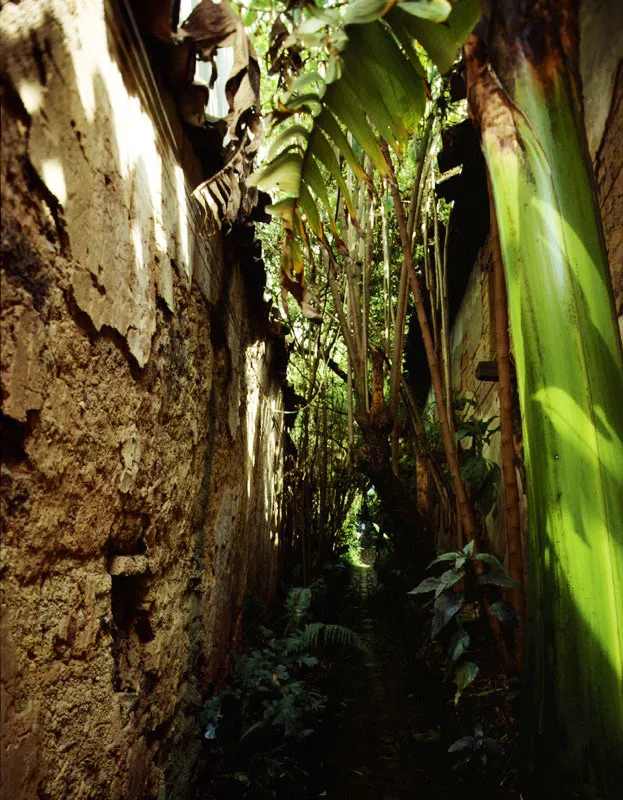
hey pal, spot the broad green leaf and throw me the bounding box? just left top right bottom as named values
left=308, top=128, right=356, bottom=218
left=399, top=0, right=451, bottom=23
left=388, top=16, right=427, bottom=76
left=285, top=91, right=325, bottom=111
left=349, top=22, right=425, bottom=135
left=436, top=567, right=465, bottom=597
left=477, top=572, right=522, bottom=590
left=454, top=661, right=479, bottom=704
left=265, top=197, right=296, bottom=227
left=306, top=4, right=342, bottom=26
left=296, top=15, right=330, bottom=36
left=432, top=590, right=464, bottom=637
left=265, top=125, right=309, bottom=162
left=392, top=0, right=481, bottom=74
left=342, top=22, right=425, bottom=146
left=343, top=0, right=393, bottom=26
left=448, top=629, right=470, bottom=661
left=302, top=155, right=333, bottom=219
left=284, top=71, right=325, bottom=97
left=473, top=552, right=507, bottom=573
left=407, top=576, right=441, bottom=594
left=298, top=186, right=324, bottom=240
left=248, top=149, right=303, bottom=194
left=316, top=109, right=367, bottom=182
left=289, top=239, right=304, bottom=277
left=342, top=55, right=401, bottom=146
left=427, top=551, right=461, bottom=568
left=324, top=79, right=388, bottom=175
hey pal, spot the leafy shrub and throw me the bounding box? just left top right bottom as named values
left=200, top=585, right=363, bottom=797
left=448, top=724, right=505, bottom=769
left=408, top=540, right=521, bottom=703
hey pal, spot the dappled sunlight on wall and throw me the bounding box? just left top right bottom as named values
left=1, top=0, right=216, bottom=366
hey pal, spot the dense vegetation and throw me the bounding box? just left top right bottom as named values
left=193, top=0, right=623, bottom=796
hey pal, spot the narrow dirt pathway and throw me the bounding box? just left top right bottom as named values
left=318, top=550, right=518, bottom=799
left=320, top=552, right=449, bottom=799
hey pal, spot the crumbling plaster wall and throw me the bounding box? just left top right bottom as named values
left=441, top=4, right=622, bottom=561
left=0, top=2, right=285, bottom=798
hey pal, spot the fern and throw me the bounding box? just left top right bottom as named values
left=299, top=622, right=366, bottom=653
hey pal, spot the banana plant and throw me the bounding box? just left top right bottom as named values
left=465, top=2, right=623, bottom=796
left=248, top=0, right=481, bottom=316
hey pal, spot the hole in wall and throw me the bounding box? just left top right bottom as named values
left=109, top=572, right=154, bottom=691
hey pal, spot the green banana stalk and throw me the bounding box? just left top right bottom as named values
left=465, top=3, right=623, bottom=796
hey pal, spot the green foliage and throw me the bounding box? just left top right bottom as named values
left=201, top=585, right=363, bottom=797
left=408, top=539, right=521, bottom=703
left=454, top=396, right=501, bottom=517
left=448, top=724, right=505, bottom=770
left=249, top=0, right=481, bottom=314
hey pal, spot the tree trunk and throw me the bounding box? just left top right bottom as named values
left=356, top=351, right=431, bottom=564
left=466, top=2, right=623, bottom=794
left=382, top=141, right=480, bottom=548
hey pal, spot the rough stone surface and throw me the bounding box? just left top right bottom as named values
left=0, top=2, right=285, bottom=798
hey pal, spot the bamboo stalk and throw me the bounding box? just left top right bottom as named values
left=381, top=140, right=480, bottom=547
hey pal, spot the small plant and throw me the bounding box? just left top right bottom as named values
left=448, top=724, right=505, bottom=769
left=423, top=395, right=501, bottom=516
left=455, top=396, right=501, bottom=517
left=408, top=540, right=521, bottom=703
left=200, top=585, right=363, bottom=797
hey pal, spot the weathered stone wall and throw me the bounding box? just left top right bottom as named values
left=439, top=3, right=622, bottom=561
left=0, top=2, right=285, bottom=798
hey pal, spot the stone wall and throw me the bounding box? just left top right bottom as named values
left=0, top=2, right=285, bottom=798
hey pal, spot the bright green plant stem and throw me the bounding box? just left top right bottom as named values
left=466, top=8, right=623, bottom=796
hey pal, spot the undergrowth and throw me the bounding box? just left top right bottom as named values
left=199, top=583, right=363, bottom=798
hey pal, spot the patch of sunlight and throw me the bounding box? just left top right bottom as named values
left=245, top=344, right=263, bottom=498
left=68, top=3, right=163, bottom=207
left=174, top=166, right=191, bottom=280
left=131, top=219, right=144, bottom=272
left=16, top=80, right=43, bottom=114
left=40, top=159, right=67, bottom=205
left=534, top=385, right=623, bottom=683
left=533, top=386, right=621, bottom=462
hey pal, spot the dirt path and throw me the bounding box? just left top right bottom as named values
left=320, top=555, right=448, bottom=799
left=318, top=553, right=518, bottom=799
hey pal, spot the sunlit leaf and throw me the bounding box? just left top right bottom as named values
left=308, top=128, right=355, bottom=218
left=316, top=109, right=367, bottom=182
left=248, top=149, right=303, bottom=194
left=265, top=125, right=309, bottom=162
left=324, top=79, right=388, bottom=174
left=391, top=0, right=481, bottom=74
left=399, top=0, right=452, bottom=23
left=343, top=0, right=394, bottom=27
left=454, top=661, right=479, bottom=704
left=298, top=185, right=324, bottom=240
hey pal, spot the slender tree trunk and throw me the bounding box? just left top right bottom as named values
left=381, top=141, right=480, bottom=547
